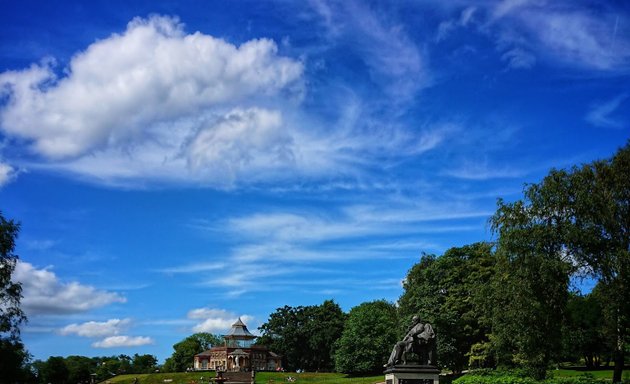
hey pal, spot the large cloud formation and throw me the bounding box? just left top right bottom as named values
left=0, top=15, right=309, bottom=186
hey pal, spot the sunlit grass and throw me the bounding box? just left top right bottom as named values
left=254, top=372, right=384, bottom=384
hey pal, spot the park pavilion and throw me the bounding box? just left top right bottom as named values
left=193, top=318, right=282, bottom=372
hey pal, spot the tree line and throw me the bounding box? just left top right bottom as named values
left=1, top=141, right=628, bottom=382
left=256, top=141, right=629, bottom=382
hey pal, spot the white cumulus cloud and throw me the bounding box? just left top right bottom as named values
left=13, top=261, right=126, bottom=315
left=92, top=335, right=154, bottom=348
left=187, top=307, right=254, bottom=333
left=0, top=15, right=303, bottom=159
left=0, top=162, right=16, bottom=186
left=59, top=318, right=131, bottom=338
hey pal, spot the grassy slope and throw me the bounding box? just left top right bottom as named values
left=99, top=372, right=214, bottom=384
left=100, top=369, right=629, bottom=384
left=99, top=372, right=384, bottom=384
left=254, top=372, right=383, bottom=384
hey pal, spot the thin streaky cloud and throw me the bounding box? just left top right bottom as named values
left=585, top=94, right=628, bottom=129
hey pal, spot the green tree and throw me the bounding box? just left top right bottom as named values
left=131, top=353, right=158, bottom=373
left=491, top=178, right=573, bottom=379
left=41, top=356, right=69, bottom=384
left=398, top=243, right=496, bottom=374
left=303, top=300, right=346, bottom=371
left=95, top=356, right=126, bottom=380
left=190, top=332, right=223, bottom=350
left=334, top=300, right=398, bottom=374
left=163, top=333, right=220, bottom=372
left=0, top=211, right=29, bottom=381
left=562, top=291, right=608, bottom=368
left=65, top=355, right=94, bottom=384
left=491, top=142, right=630, bottom=382
left=0, top=338, right=32, bottom=382
left=258, top=305, right=303, bottom=371
left=561, top=143, right=630, bottom=383
left=258, top=300, right=346, bottom=371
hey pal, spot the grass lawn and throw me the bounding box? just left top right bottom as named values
left=552, top=368, right=630, bottom=381
left=100, top=369, right=629, bottom=384
left=99, top=372, right=385, bottom=384
left=98, top=372, right=214, bottom=384
left=254, top=372, right=384, bottom=384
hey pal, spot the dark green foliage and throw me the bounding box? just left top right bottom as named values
left=131, top=353, right=158, bottom=373
left=454, top=369, right=630, bottom=384
left=561, top=291, right=608, bottom=368
left=28, top=354, right=159, bottom=383
left=0, top=211, right=31, bottom=382
left=258, top=300, right=346, bottom=371
left=0, top=211, right=24, bottom=340
left=491, top=173, right=575, bottom=379
left=490, top=141, right=630, bottom=382
left=398, top=243, right=496, bottom=374
left=0, top=212, right=26, bottom=341
left=0, top=338, right=32, bottom=382
left=41, top=356, right=70, bottom=384
left=559, top=143, right=630, bottom=383
left=334, top=300, right=398, bottom=374
left=64, top=355, right=94, bottom=384
left=163, top=333, right=223, bottom=372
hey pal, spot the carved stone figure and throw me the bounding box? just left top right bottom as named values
left=385, top=315, right=436, bottom=367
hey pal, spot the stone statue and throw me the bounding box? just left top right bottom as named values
left=385, top=315, right=436, bottom=367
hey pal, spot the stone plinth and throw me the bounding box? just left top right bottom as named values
left=384, top=365, right=439, bottom=384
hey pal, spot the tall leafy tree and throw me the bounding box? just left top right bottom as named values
left=334, top=300, right=398, bottom=374
left=41, top=356, right=70, bottom=384
left=491, top=141, right=629, bottom=382
left=398, top=243, right=495, bottom=374
left=64, top=355, right=94, bottom=384
left=163, top=333, right=222, bottom=372
left=562, top=143, right=630, bottom=383
left=258, top=305, right=304, bottom=371
left=303, top=300, right=346, bottom=371
left=131, top=353, right=158, bottom=373
left=491, top=173, right=573, bottom=379
left=258, top=300, right=345, bottom=371
left=562, top=291, right=608, bottom=368
left=0, top=211, right=29, bottom=381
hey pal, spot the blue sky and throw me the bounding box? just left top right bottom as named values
left=1, top=0, right=628, bottom=363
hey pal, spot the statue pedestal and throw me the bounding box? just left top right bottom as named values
left=384, top=365, right=439, bottom=384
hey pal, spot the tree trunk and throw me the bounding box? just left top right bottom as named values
left=612, top=346, right=624, bottom=383
left=613, top=310, right=625, bottom=384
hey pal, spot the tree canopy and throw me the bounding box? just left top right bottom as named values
left=490, top=141, right=630, bottom=381
left=0, top=211, right=30, bottom=381
left=334, top=300, right=398, bottom=374
left=398, top=243, right=495, bottom=374
left=258, top=300, right=346, bottom=371
left=163, top=332, right=223, bottom=372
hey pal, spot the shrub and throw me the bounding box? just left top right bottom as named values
left=453, top=369, right=629, bottom=384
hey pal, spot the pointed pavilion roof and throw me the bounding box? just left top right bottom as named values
left=225, top=317, right=256, bottom=339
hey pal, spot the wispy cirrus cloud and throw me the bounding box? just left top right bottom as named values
left=585, top=94, right=628, bottom=129
left=445, top=160, right=525, bottom=180
left=435, top=1, right=630, bottom=72
left=165, top=198, right=489, bottom=296
left=310, top=0, right=429, bottom=102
